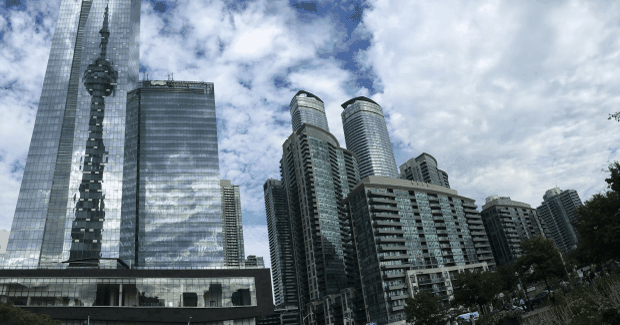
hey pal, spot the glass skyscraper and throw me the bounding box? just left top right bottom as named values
left=5, top=0, right=140, bottom=269
left=341, top=97, right=399, bottom=179
left=289, top=90, right=330, bottom=132
left=122, top=80, right=223, bottom=269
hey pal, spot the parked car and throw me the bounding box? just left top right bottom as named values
left=530, top=290, right=550, bottom=307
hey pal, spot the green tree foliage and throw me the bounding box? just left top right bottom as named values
left=574, top=161, right=620, bottom=263
left=515, top=236, right=565, bottom=290
left=452, top=270, right=501, bottom=311
left=0, top=302, right=61, bottom=325
left=404, top=290, right=446, bottom=325
left=496, top=264, right=518, bottom=292
left=609, top=112, right=620, bottom=122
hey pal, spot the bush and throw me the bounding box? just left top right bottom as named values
left=0, top=302, right=61, bottom=325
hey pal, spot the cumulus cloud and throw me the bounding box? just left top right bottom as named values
left=361, top=0, right=620, bottom=208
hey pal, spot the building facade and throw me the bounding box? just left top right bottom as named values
left=5, top=0, right=140, bottom=270
left=536, top=188, right=583, bottom=253
left=290, top=90, right=330, bottom=133
left=264, top=179, right=299, bottom=308
left=245, top=256, right=265, bottom=268
left=280, top=123, right=365, bottom=325
left=0, top=268, right=273, bottom=324
left=221, top=180, right=245, bottom=268
left=122, top=80, right=223, bottom=269
left=344, top=176, right=494, bottom=324
left=399, top=153, right=450, bottom=189
left=406, top=263, right=489, bottom=303
left=481, top=196, right=546, bottom=266
left=341, top=97, right=398, bottom=179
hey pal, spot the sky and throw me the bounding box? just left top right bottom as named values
left=1, top=0, right=620, bottom=270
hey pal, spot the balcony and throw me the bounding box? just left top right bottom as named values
left=372, top=205, right=400, bottom=212
left=380, top=254, right=411, bottom=261
left=369, top=197, right=397, bottom=205
left=377, top=237, right=406, bottom=243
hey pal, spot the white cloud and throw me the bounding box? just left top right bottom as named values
left=362, top=0, right=620, bottom=208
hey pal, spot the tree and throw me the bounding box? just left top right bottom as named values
left=0, top=302, right=61, bottom=325
left=515, top=236, right=565, bottom=291
left=404, top=290, right=446, bottom=325
left=574, top=161, right=620, bottom=263
left=452, top=270, right=501, bottom=313
left=496, top=264, right=518, bottom=293
left=609, top=112, right=620, bottom=122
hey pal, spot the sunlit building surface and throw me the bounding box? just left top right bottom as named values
left=536, top=187, right=583, bottom=253
left=4, top=0, right=140, bottom=270
left=399, top=153, right=450, bottom=189
left=122, top=80, right=223, bottom=268
left=221, top=180, right=245, bottom=268
left=481, top=196, right=546, bottom=266
left=345, top=176, right=494, bottom=324
left=341, top=97, right=399, bottom=179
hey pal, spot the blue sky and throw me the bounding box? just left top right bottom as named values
left=1, top=0, right=620, bottom=266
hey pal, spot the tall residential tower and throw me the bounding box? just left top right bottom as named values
left=341, top=97, right=399, bottom=179
left=537, top=188, right=583, bottom=253
left=399, top=153, right=450, bottom=189
left=221, top=179, right=245, bottom=267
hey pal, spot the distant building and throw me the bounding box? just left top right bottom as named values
left=341, top=96, right=399, bottom=179
left=344, top=176, right=494, bottom=324
left=290, top=90, right=330, bottom=133
left=221, top=180, right=245, bottom=268
left=399, top=153, right=450, bottom=188
left=245, top=255, right=265, bottom=267
left=537, top=188, right=584, bottom=253
left=264, top=179, right=299, bottom=308
left=481, top=196, right=546, bottom=266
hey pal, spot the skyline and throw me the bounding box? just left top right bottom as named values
left=1, top=0, right=620, bottom=269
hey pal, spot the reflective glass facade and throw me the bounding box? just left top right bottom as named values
left=341, top=97, right=399, bottom=179
left=290, top=91, right=330, bottom=133
left=0, top=276, right=255, bottom=308
left=122, top=81, right=223, bottom=268
left=5, top=0, right=140, bottom=269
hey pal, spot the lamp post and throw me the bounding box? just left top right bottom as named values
left=303, top=311, right=314, bottom=325
left=188, top=316, right=192, bottom=325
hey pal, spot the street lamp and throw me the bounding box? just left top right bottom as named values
left=303, top=311, right=314, bottom=325
left=188, top=316, right=192, bottom=325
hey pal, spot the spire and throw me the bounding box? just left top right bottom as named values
left=99, top=3, right=110, bottom=58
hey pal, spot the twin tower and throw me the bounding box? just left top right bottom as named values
left=289, top=90, right=399, bottom=179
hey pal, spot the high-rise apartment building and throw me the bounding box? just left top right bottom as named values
left=290, top=90, right=330, bottom=132
left=264, top=179, right=299, bottom=308
left=5, top=0, right=140, bottom=270
left=280, top=121, right=364, bottom=325
left=399, top=153, right=450, bottom=189
left=122, top=80, right=223, bottom=269
left=481, top=196, right=546, bottom=266
left=537, top=188, right=583, bottom=253
left=345, top=176, right=494, bottom=324
left=221, top=180, right=245, bottom=268
left=341, top=96, right=399, bottom=179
